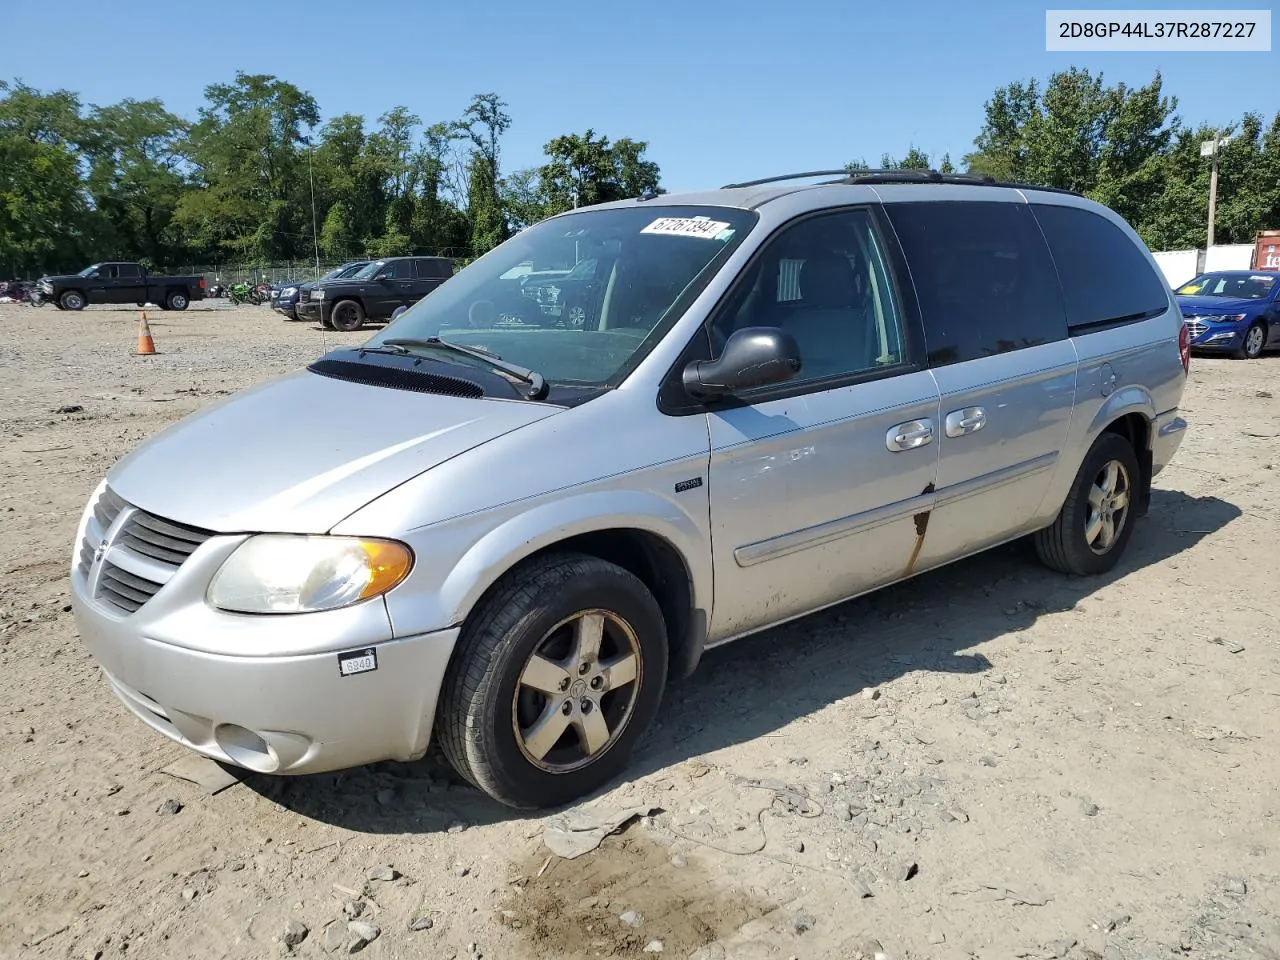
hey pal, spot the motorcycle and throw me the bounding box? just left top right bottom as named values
left=228, top=281, right=271, bottom=306
left=0, top=281, right=46, bottom=306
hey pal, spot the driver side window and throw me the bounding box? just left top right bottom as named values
left=710, top=208, right=906, bottom=385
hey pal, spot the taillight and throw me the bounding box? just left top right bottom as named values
left=198, top=277, right=207, bottom=289
left=1178, top=321, right=1190, bottom=374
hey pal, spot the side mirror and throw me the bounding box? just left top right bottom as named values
left=390, top=305, right=408, bottom=322
left=682, top=327, right=802, bottom=400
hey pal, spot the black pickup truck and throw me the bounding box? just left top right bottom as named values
left=37, top=262, right=207, bottom=311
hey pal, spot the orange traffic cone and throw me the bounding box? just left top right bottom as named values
left=134, top=312, right=157, bottom=356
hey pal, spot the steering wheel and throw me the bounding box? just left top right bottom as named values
left=467, top=299, right=497, bottom=328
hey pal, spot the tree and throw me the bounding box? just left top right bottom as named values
left=174, top=72, right=319, bottom=262
left=457, top=93, right=513, bottom=257
left=466, top=152, right=507, bottom=256
left=83, top=99, right=190, bottom=266
left=0, top=81, right=91, bottom=275
left=533, top=130, right=663, bottom=217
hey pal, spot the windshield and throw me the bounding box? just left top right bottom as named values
left=77, top=265, right=100, bottom=277
left=365, top=206, right=756, bottom=388
left=1176, top=273, right=1276, bottom=299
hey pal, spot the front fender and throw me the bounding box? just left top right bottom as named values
left=439, top=489, right=710, bottom=628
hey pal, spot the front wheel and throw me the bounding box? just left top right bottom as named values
left=1035, top=432, right=1141, bottom=576
left=1239, top=322, right=1266, bottom=359
left=59, top=290, right=85, bottom=311
left=329, top=300, right=365, bottom=332
left=437, top=553, right=668, bottom=809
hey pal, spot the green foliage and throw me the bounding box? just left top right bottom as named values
left=4, top=65, right=1276, bottom=277
left=0, top=77, right=662, bottom=276
left=961, top=67, right=1277, bottom=247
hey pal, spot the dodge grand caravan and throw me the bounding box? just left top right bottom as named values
left=70, top=170, right=1190, bottom=809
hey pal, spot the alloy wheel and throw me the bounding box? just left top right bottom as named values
left=512, top=610, right=642, bottom=773
left=1085, top=459, right=1131, bottom=555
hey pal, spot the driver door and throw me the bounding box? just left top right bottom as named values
left=702, top=206, right=942, bottom=642
left=373, top=260, right=414, bottom=315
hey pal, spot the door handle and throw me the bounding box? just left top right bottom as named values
left=944, top=407, right=987, bottom=438
left=886, top=419, right=934, bottom=452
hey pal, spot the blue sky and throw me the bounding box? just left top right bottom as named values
left=6, top=0, right=1274, bottom=192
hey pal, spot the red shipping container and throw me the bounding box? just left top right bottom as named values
left=1254, top=230, right=1280, bottom=271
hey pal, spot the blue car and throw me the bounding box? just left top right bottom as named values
left=1174, top=270, right=1280, bottom=359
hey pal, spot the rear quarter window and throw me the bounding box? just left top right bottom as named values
left=884, top=201, right=1068, bottom=367
left=1030, top=204, right=1170, bottom=332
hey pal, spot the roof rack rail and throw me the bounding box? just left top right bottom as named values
left=721, top=170, right=853, bottom=189
left=720, top=169, right=1084, bottom=198
left=842, top=169, right=1083, bottom=197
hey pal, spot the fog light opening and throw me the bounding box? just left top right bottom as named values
left=214, top=723, right=281, bottom=773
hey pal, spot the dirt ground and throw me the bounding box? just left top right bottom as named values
left=1, top=300, right=1278, bottom=960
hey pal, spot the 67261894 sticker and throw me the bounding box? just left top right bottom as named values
left=640, top=217, right=732, bottom=240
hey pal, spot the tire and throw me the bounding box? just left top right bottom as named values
left=329, top=299, right=365, bottom=332
left=1035, top=432, right=1141, bottom=576
left=437, top=553, right=669, bottom=809
left=59, top=290, right=85, bottom=311
left=562, top=301, right=587, bottom=329
left=166, top=291, right=189, bottom=311
left=1239, top=322, right=1266, bottom=359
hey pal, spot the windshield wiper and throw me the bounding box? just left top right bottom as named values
left=382, top=337, right=550, bottom=400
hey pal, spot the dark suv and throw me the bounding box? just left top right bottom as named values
left=313, top=257, right=454, bottom=331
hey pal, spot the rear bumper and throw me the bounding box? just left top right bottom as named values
left=1151, top=409, right=1189, bottom=478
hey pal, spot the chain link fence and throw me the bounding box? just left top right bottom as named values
left=179, top=249, right=476, bottom=285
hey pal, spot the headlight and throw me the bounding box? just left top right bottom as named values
left=208, top=535, right=413, bottom=614
left=1212, top=314, right=1247, bottom=323
left=313, top=288, right=325, bottom=300
left=282, top=287, right=297, bottom=297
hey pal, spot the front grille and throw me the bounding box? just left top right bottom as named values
left=1185, top=317, right=1209, bottom=341
left=98, top=561, right=162, bottom=613
left=78, top=486, right=213, bottom=615
left=120, top=511, right=211, bottom=565
left=78, top=487, right=126, bottom=577
left=299, top=289, right=311, bottom=302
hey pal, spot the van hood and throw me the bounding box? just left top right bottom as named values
left=106, top=369, right=560, bottom=533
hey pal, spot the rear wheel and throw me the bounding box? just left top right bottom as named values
left=166, top=290, right=189, bottom=311
left=1035, top=432, right=1140, bottom=576
left=437, top=553, right=668, bottom=809
left=330, top=299, right=365, bottom=332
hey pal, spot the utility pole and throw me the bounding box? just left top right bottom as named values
left=302, top=133, right=321, bottom=279
left=1201, top=133, right=1231, bottom=249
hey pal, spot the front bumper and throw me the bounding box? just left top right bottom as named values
left=1185, top=318, right=1251, bottom=353
left=273, top=301, right=299, bottom=319
left=295, top=300, right=321, bottom=322
left=70, top=492, right=459, bottom=775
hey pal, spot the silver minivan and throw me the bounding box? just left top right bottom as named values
left=70, top=172, right=1190, bottom=809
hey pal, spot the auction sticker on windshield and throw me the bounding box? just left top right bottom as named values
left=641, top=217, right=732, bottom=239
